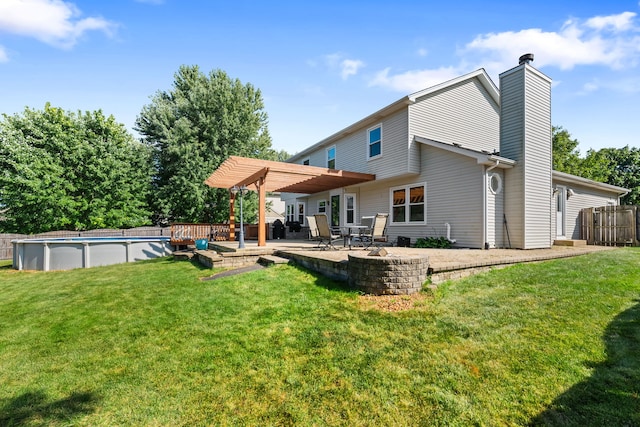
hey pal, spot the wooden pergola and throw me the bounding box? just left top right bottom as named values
left=204, top=156, right=376, bottom=246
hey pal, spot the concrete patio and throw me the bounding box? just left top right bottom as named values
left=196, top=239, right=616, bottom=286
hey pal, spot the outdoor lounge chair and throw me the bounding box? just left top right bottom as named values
left=358, top=213, right=389, bottom=248
left=306, top=215, right=322, bottom=248
left=313, top=214, right=342, bottom=250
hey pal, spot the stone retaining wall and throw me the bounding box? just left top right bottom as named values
left=347, top=253, right=429, bottom=295
left=282, top=252, right=348, bottom=282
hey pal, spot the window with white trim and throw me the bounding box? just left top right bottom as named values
left=344, top=193, right=356, bottom=225
left=368, top=124, right=382, bottom=159
left=390, top=183, right=426, bottom=224
left=286, top=204, right=295, bottom=223
left=488, top=173, right=502, bottom=194
left=297, top=202, right=306, bottom=225
left=327, top=145, right=336, bottom=169
left=302, top=158, right=310, bottom=166
left=318, top=200, right=327, bottom=214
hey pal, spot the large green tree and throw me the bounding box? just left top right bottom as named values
left=584, top=146, right=640, bottom=205
left=552, top=126, right=583, bottom=176
left=0, top=104, right=152, bottom=234
left=135, top=65, right=274, bottom=224
left=552, top=126, right=639, bottom=205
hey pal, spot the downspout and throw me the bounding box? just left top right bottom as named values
left=484, top=160, right=500, bottom=249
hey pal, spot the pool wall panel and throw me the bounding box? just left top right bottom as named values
left=12, top=237, right=173, bottom=271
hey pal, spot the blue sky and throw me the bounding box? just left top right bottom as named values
left=1, top=0, right=639, bottom=156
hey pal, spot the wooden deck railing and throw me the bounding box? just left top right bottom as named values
left=170, top=223, right=233, bottom=245
left=170, top=223, right=211, bottom=246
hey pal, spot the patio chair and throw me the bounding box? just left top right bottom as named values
left=306, top=215, right=322, bottom=248
left=360, top=216, right=374, bottom=233
left=313, top=214, right=342, bottom=250
left=359, top=213, right=389, bottom=248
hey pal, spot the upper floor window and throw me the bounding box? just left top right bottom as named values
left=368, top=125, right=382, bottom=159
left=327, top=146, right=336, bottom=169
left=390, top=183, right=426, bottom=224
left=302, top=158, right=310, bottom=166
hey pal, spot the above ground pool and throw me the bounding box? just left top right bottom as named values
left=12, top=237, right=173, bottom=271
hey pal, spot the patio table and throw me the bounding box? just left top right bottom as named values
left=341, top=225, right=369, bottom=249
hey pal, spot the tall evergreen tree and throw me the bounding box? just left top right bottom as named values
left=135, top=65, right=273, bottom=224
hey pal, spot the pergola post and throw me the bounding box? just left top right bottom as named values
left=258, top=176, right=266, bottom=246
left=229, top=191, right=235, bottom=242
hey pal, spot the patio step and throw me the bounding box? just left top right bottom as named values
left=194, top=250, right=224, bottom=268
left=258, top=255, right=291, bottom=266
left=173, top=250, right=195, bottom=261
left=554, top=239, right=587, bottom=247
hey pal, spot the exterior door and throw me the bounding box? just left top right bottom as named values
left=556, top=186, right=566, bottom=239
left=330, top=194, right=341, bottom=227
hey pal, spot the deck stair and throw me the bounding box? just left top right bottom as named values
left=258, top=254, right=291, bottom=266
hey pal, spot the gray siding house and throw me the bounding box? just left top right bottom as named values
left=283, top=57, right=628, bottom=249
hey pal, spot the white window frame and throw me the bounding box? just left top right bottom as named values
left=317, top=199, right=327, bottom=215
left=302, top=157, right=310, bottom=166
left=297, top=202, right=306, bottom=226
left=327, top=145, right=336, bottom=169
left=488, top=172, right=502, bottom=195
left=286, top=204, right=295, bottom=224
left=344, top=193, right=357, bottom=225
left=367, top=124, right=382, bottom=160
left=389, top=182, right=427, bottom=225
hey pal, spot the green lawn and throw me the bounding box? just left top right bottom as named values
left=0, top=249, right=639, bottom=426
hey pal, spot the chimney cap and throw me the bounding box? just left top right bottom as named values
left=519, top=53, right=534, bottom=65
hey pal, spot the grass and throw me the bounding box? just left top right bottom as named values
left=0, top=249, right=639, bottom=426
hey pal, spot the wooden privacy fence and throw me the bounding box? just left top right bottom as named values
left=581, top=205, right=639, bottom=247
left=0, top=226, right=168, bottom=260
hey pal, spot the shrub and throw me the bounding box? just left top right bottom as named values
left=414, top=236, right=452, bottom=249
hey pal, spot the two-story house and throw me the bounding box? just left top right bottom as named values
left=281, top=55, right=628, bottom=249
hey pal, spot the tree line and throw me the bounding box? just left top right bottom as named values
left=1, top=67, right=638, bottom=234
left=0, top=65, right=287, bottom=234
left=553, top=126, right=639, bottom=205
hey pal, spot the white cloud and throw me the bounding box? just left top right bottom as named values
left=0, top=46, right=8, bottom=62
left=369, top=66, right=462, bottom=93
left=370, top=11, right=640, bottom=93
left=323, top=53, right=365, bottom=80
left=582, top=81, right=600, bottom=94
left=340, top=59, right=365, bottom=79
left=417, top=48, right=428, bottom=57
left=0, top=0, right=116, bottom=49
left=585, top=11, right=636, bottom=32
left=465, top=12, right=640, bottom=72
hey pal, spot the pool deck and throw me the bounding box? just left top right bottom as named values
left=206, top=239, right=616, bottom=282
